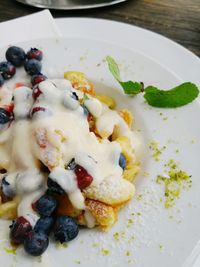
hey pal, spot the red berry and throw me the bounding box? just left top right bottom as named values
left=31, top=74, right=47, bottom=86
left=27, top=48, right=43, bottom=61
left=32, top=85, right=42, bottom=100
left=31, top=106, right=46, bottom=117
left=10, top=216, right=32, bottom=245
left=3, top=103, right=14, bottom=113
left=75, top=165, right=93, bottom=190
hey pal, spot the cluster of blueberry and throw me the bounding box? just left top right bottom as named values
left=0, top=46, right=46, bottom=87
left=8, top=158, right=95, bottom=257
left=9, top=180, right=79, bottom=256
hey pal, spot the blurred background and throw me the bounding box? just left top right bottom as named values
left=0, top=0, right=199, bottom=56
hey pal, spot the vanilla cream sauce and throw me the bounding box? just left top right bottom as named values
left=0, top=79, right=140, bottom=227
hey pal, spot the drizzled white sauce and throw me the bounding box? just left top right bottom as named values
left=13, top=86, right=33, bottom=119
left=84, top=98, right=102, bottom=118
left=84, top=209, right=96, bottom=228
left=0, top=79, right=140, bottom=227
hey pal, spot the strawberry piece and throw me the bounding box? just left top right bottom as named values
left=75, top=165, right=93, bottom=190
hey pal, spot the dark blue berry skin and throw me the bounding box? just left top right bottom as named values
left=71, top=92, right=79, bottom=101
left=67, top=158, right=76, bottom=170
left=0, top=61, right=16, bottom=79
left=35, top=194, right=57, bottom=217
left=119, top=153, right=126, bottom=170
left=6, top=46, right=26, bottom=67
left=34, top=217, right=54, bottom=236
left=1, top=176, right=15, bottom=197
left=54, top=216, right=79, bottom=244
left=24, top=59, right=42, bottom=75
left=24, top=231, right=49, bottom=256
left=0, top=107, right=13, bottom=124
left=0, top=74, right=4, bottom=87
left=47, top=178, right=65, bottom=195
left=27, top=48, right=43, bottom=61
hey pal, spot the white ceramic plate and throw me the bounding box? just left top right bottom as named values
left=0, top=20, right=200, bottom=267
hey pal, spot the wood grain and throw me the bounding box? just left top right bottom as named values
left=0, top=0, right=199, bottom=56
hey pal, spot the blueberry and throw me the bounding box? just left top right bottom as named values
left=0, top=74, right=4, bottom=87
left=0, top=107, right=13, bottom=124
left=24, top=231, right=49, bottom=256
left=0, top=61, right=16, bottom=79
left=35, top=194, right=57, bottom=216
left=10, top=216, right=32, bottom=245
left=54, top=216, right=79, bottom=244
left=27, top=48, right=43, bottom=61
left=119, top=153, right=126, bottom=170
left=1, top=176, right=15, bottom=197
left=34, top=217, right=54, bottom=235
left=67, top=158, right=76, bottom=170
left=31, top=73, right=47, bottom=86
left=6, top=46, right=26, bottom=67
left=24, top=59, right=42, bottom=75
left=71, top=92, right=79, bottom=101
left=47, top=178, right=65, bottom=195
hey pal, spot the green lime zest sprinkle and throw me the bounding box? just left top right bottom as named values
left=113, top=232, right=120, bottom=241
left=3, top=247, right=17, bottom=255
left=149, top=140, right=166, bottom=161
left=102, top=248, right=110, bottom=255
left=126, top=251, right=131, bottom=256
left=136, top=194, right=143, bottom=200
left=156, top=159, right=192, bottom=208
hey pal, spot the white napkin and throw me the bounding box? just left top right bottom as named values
left=0, top=9, right=62, bottom=48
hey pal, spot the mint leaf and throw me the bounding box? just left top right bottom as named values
left=106, top=56, right=121, bottom=81
left=144, top=82, right=199, bottom=108
left=119, top=81, right=143, bottom=95
left=106, top=56, right=143, bottom=95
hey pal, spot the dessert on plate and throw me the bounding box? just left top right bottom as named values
left=0, top=46, right=141, bottom=256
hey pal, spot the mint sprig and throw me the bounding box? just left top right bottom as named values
left=106, top=56, right=143, bottom=95
left=106, top=56, right=199, bottom=108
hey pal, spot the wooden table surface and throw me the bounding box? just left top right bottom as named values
left=0, top=0, right=199, bottom=57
